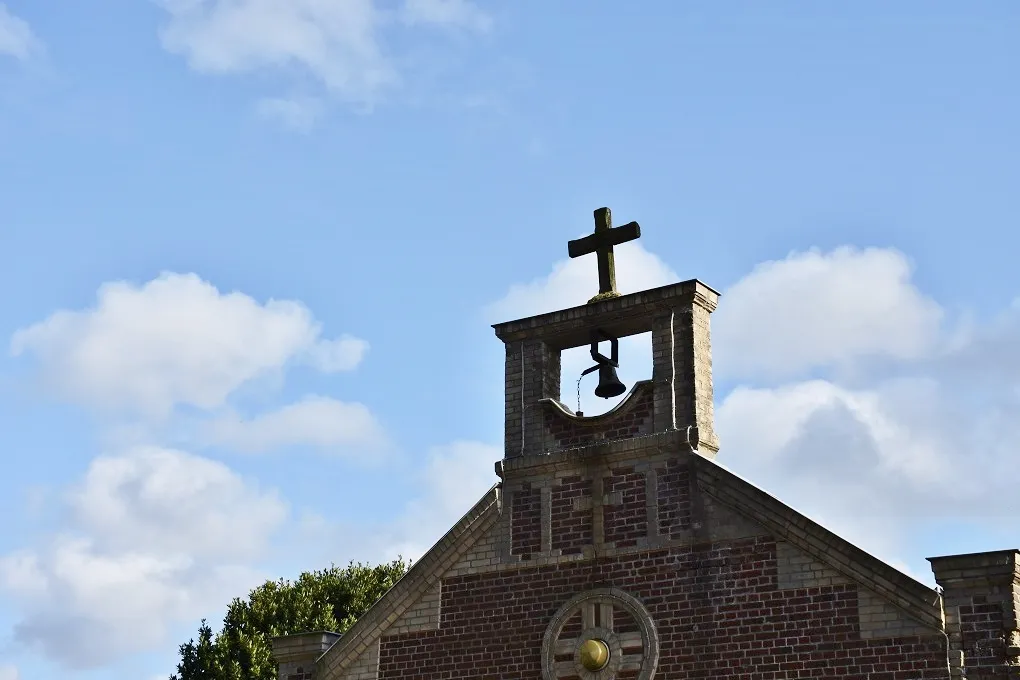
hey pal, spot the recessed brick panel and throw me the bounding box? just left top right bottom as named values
left=551, top=476, right=592, bottom=555
left=604, top=466, right=647, bottom=548
left=658, top=458, right=691, bottom=538
left=375, top=538, right=948, bottom=680
left=510, top=484, right=541, bottom=559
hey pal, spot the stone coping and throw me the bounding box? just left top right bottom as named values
left=928, top=549, right=1020, bottom=583
left=271, top=631, right=341, bottom=663
left=496, top=429, right=696, bottom=478
left=541, top=380, right=653, bottom=421
left=492, top=279, right=719, bottom=348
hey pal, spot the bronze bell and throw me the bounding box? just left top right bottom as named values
left=580, top=328, right=628, bottom=400
left=594, top=363, right=626, bottom=399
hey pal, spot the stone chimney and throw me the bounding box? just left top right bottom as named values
left=271, top=631, right=341, bottom=680
left=492, top=279, right=719, bottom=460
left=929, top=549, right=1020, bottom=679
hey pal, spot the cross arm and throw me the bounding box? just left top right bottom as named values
left=567, top=221, right=641, bottom=258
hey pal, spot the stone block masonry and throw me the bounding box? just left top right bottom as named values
left=494, top=280, right=721, bottom=459
left=930, top=550, right=1020, bottom=679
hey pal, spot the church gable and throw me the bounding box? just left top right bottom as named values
left=272, top=207, right=1020, bottom=679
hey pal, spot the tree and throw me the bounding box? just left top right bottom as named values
left=171, top=558, right=409, bottom=680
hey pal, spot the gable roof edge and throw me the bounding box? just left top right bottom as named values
left=315, top=485, right=502, bottom=677
left=691, top=456, right=943, bottom=631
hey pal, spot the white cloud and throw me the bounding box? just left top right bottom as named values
left=716, top=368, right=1020, bottom=583
left=402, top=0, right=493, bottom=32
left=383, top=440, right=501, bottom=560
left=0, top=447, right=281, bottom=669
left=487, top=241, right=679, bottom=323
left=713, top=247, right=943, bottom=380
left=0, top=665, right=19, bottom=680
left=0, top=4, right=40, bottom=60
left=716, top=382, right=922, bottom=578
left=158, top=0, right=394, bottom=102
left=203, top=395, right=387, bottom=456
left=306, top=334, right=370, bottom=372
left=293, top=440, right=502, bottom=566
left=719, top=380, right=953, bottom=494
left=10, top=272, right=367, bottom=418
left=706, top=247, right=1018, bottom=580
left=157, top=0, right=491, bottom=106
left=2, top=537, right=265, bottom=668
left=67, top=447, right=288, bottom=558
left=257, top=95, right=324, bottom=131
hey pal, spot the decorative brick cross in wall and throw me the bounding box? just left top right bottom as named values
left=573, top=472, right=621, bottom=549
left=567, top=207, right=641, bottom=303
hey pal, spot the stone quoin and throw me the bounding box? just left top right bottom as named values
left=272, top=208, right=1020, bottom=679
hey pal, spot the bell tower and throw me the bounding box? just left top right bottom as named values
left=492, top=207, right=720, bottom=462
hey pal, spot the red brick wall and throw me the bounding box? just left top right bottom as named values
left=542, top=383, right=654, bottom=450
left=657, top=458, right=691, bottom=538
left=510, top=483, right=541, bottom=559
left=377, top=537, right=948, bottom=679
left=957, top=596, right=1018, bottom=679
left=551, top=476, right=592, bottom=555
left=604, top=466, right=646, bottom=548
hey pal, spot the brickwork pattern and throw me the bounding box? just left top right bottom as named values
left=503, top=340, right=561, bottom=459
left=649, top=292, right=718, bottom=454
left=341, top=642, right=379, bottom=680
left=930, top=550, right=1020, bottom=680
left=657, top=458, right=691, bottom=538
left=776, top=540, right=851, bottom=590
left=776, top=542, right=938, bottom=641
left=958, top=597, right=1008, bottom=671
left=510, top=483, right=541, bottom=559
left=541, top=382, right=654, bottom=451
left=550, top=476, right=592, bottom=555
left=375, top=537, right=949, bottom=679
left=857, top=587, right=940, bottom=641
left=604, top=466, right=647, bottom=548
left=445, top=519, right=501, bottom=578
left=387, top=582, right=441, bottom=635
left=494, top=281, right=721, bottom=458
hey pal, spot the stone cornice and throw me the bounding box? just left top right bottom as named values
left=492, top=279, right=720, bottom=349
left=496, top=429, right=696, bottom=480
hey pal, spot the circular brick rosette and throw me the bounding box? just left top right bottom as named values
left=541, top=588, right=659, bottom=680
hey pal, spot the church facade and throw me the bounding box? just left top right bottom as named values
left=273, top=210, right=1020, bottom=679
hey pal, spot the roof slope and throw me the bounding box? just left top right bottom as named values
left=316, top=485, right=501, bottom=678
left=691, top=454, right=943, bottom=629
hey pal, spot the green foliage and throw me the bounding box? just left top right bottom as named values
left=170, top=558, right=409, bottom=680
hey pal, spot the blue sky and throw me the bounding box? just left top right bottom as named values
left=1, top=1, right=1018, bottom=678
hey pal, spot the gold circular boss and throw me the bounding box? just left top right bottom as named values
left=579, top=638, right=610, bottom=671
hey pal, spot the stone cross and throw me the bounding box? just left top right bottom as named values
left=567, top=207, right=641, bottom=303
